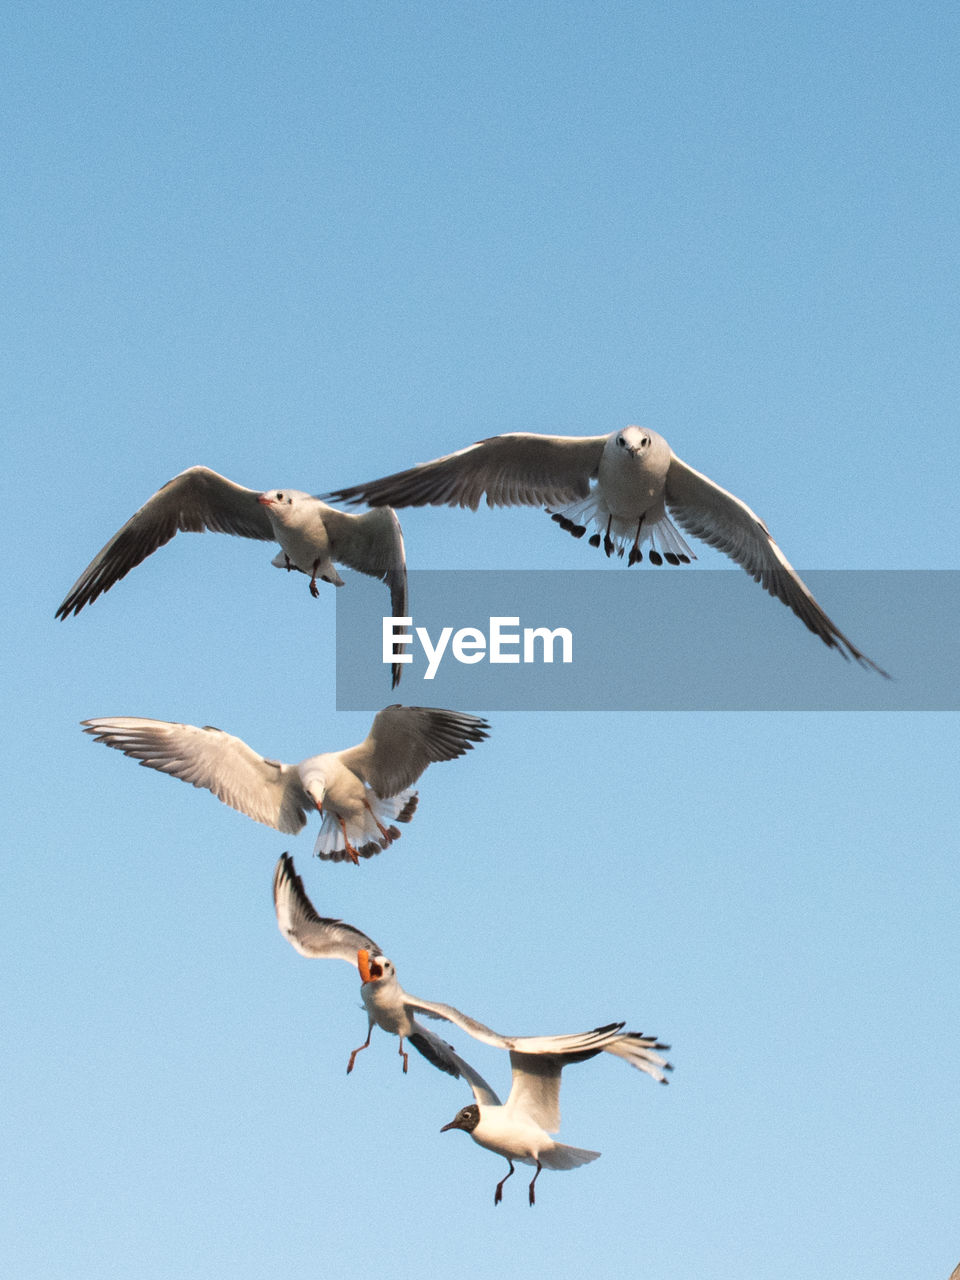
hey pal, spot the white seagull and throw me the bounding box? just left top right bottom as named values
left=82, top=706, right=490, bottom=863
left=55, top=466, right=409, bottom=686
left=274, top=855, right=671, bottom=1121
left=273, top=853, right=480, bottom=1076
left=441, top=1021, right=668, bottom=1205
left=327, top=426, right=886, bottom=673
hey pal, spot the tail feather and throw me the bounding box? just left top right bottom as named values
left=540, top=1143, right=601, bottom=1171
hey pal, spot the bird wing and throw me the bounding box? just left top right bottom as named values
left=318, top=504, right=409, bottom=688
left=338, top=705, right=490, bottom=797
left=406, top=998, right=631, bottom=1060
left=325, top=433, right=607, bottom=511
left=56, top=467, right=274, bottom=617
left=664, top=454, right=888, bottom=673
left=82, top=716, right=308, bottom=833
left=601, top=1032, right=674, bottom=1084
left=453, top=1053, right=502, bottom=1107
left=272, top=854, right=379, bottom=961
left=406, top=1019, right=499, bottom=1086
left=504, top=1052, right=566, bottom=1132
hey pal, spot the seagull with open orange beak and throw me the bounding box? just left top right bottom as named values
left=274, top=855, right=672, bottom=1097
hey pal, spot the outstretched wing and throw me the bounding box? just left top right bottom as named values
left=272, top=854, right=379, bottom=961
left=338, top=705, right=490, bottom=797
left=325, top=433, right=607, bottom=511
left=319, top=504, right=408, bottom=688
left=57, top=467, right=274, bottom=617
left=665, top=454, right=888, bottom=674
left=82, top=716, right=308, bottom=833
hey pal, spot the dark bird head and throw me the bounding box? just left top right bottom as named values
left=440, top=1103, right=480, bottom=1135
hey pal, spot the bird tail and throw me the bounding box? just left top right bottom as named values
left=312, top=787, right=418, bottom=861
left=540, top=1143, right=601, bottom=1171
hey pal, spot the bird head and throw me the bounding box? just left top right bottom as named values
left=257, top=489, right=311, bottom=524
left=440, top=1103, right=480, bottom=1134
left=357, top=949, right=394, bottom=984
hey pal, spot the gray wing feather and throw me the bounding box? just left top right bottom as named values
left=56, top=467, right=274, bottom=617
left=325, top=433, right=607, bottom=511
left=82, top=716, right=308, bottom=833
left=272, top=854, right=379, bottom=961
left=338, top=705, right=490, bottom=797
left=319, top=504, right=408, bottom=688
left=665, top=454, right=887, bottom=674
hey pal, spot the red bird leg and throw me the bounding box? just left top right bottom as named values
left=397, top=1038, right=409, bottom=1073
left=494, top=1160, right=516, bottom=1206
left=528, top=1159, right=543, bottom=1205
left=337, top=816, right=360, bottom=865
left=363, top=797, right=393, bottom=842
left=309, top=559, right=321, bottom=598
left=346, top=1027, right=372, bottom=1074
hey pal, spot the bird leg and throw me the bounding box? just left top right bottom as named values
left=283, top=553, right=294, bottom=572
left=347, top=1026, right=372, bottom=1074
left=397, top=1037, right=409, bottom=1074
left=628, top=515, right=644, bottom=566
left=337, top=816, right=360, bottom=865
left=603, top=516, right=614, bottom=558
left=309, top=559, right=322, bottom=598
left=528, top=1160, right=543, bottom=1205
left=363, top=797, right=393, bottom=842
left=494, top=1160, right=516, bottom=1206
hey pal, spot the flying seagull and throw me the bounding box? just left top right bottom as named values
left=82, top=706, right=490, bottom=863
left=274, top=854, right=671, bottom=1095
left=326, top=426, right=886, bottom=673
left=274, top=853, right=483, bottom=1077
left=55, top=465, right=409, bottom=686
left=441, top=1022, right=668, bottom=1206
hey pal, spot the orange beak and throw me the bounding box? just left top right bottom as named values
left=357, top=949, right=373, bottom=983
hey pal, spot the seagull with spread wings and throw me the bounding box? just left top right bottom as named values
left=82, top=706, right=490, bottom=863
left=273, top=854, right=670, bottom=1105
left=327, top=425, right=886, bottom=673
left=56, top=465, right=409, bottom=686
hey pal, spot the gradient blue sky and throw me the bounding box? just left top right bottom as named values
left=3, top=2, right=959, bottom=1278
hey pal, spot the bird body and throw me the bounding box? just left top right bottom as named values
left=83, top=706, right=488, bottom=863
left=327, top=426, right=886, bottom=671
left=56, top=466, right=409, bottom=685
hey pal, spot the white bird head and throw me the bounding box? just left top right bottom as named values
left=257, top=489, right=312, bottom=525
left=357, top=949, right=395, bottom=985
left=440, top=1103, right=481, bottom=1134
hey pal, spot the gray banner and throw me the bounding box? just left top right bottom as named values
left=335, top=570, right=957, bottom=710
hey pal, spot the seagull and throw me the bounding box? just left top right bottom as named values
left=274, top=853, right=671, bottom=1100
left=273, top=853, right=483, bottom=1076
left=441, top=1022, right=668, bottom=1206
left=55, top=465, right=409, bottom=686
left=326, top=426, right=887, bottom=673
left=82, top=706, right=490, bottom=863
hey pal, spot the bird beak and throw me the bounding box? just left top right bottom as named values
left=357, top=949, right=373, bottom=983
left=257, top=493, right=273, bottom=506
left=440, top=1118, right=461, bottom=1133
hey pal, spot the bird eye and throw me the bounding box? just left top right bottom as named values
left=617, top=435, right=625, bottom=447
left=641, top=436, right=650, bottom=447
left=276, top=492, right=284, bottom=500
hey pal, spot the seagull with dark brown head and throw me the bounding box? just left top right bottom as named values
left=327, top=426, right=887, bottom=674
left=55, top=466, right=409, bottom=686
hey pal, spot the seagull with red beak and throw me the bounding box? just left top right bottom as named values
left=56, top=465, right=409, bottom=686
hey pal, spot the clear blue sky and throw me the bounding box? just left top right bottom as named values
left=3, top=2, right=959, bottom=1277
